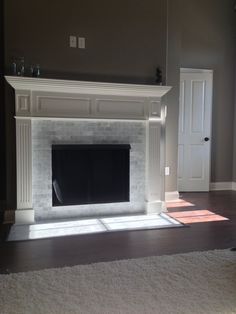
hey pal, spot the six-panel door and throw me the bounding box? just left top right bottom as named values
left=178, top=69, right=213, bottom=192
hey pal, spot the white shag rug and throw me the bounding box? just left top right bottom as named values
left=0, top=249, right=236, bottom=314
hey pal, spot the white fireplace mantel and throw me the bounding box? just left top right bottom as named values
left=6, top=76, right=171, bottom=97
left=6, top=76, right=171, bottom=121
left=5, top=76, right=171, bottom=224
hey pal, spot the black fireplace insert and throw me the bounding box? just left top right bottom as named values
left=52, top=144, right=130, bottom=207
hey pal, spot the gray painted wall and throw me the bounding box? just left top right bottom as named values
left=165, top=0, right=236, bottom=190
left=180, top=0, right=236, bottom=183
left=166, top=0, right=236, bottom=190
left=4, top=0, right=167, bottom=82
left=233, top=69, right=236, bottom=182
left=165, top=0, right=182, bottom=192
left=3, top=0, right=236, bottom=208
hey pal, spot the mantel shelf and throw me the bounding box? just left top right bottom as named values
left=5, top=76, right=172, bottom=121
left=5, top=76, right=171, bottom=98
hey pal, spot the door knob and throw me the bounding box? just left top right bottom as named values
left=204, top=137, right=210, bottom=142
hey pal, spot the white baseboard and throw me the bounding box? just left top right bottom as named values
left=165, top=183, right=236, bottom=200
left=210, top=182, right=235, bottom=191
left=165, top=191, right=180, bottom=202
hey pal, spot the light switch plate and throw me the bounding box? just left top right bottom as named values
left=69, top=36, right=77, bottom=48
left=78, top=37, right=86, bottom=49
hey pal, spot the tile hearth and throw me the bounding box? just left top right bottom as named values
left=8, top=214, right=182, bottom=241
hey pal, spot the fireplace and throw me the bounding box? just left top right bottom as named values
left=52, top=144, right=130, bottom=206
left=5, top=76, right=171, bottom=224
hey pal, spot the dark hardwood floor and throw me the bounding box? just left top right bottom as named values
left=0, top=191, right=236, bottom=274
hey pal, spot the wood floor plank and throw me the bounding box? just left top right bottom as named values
left=0, top=191, right=236, bottom=274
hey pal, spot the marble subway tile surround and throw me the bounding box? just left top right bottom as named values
left=32, top=120, right=146, bottom=221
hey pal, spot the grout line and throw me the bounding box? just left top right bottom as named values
left=98, top=219, right=110, bottom=231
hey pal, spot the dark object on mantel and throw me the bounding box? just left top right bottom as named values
left=11, top=57, right=25, bottom=76
left=10, top=56, right=41, bottom=77
left=52, top=144, right=130, bottom=207
left=155, top=67, right=163, bottom=85
left=30, top=64, right=41, bottom=77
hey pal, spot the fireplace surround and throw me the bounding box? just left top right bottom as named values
left=6, top=76, right=171, bottom=224
left=32, top=119, right=146, bottom=221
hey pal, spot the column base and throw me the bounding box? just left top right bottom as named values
left=145, top=201, right=167, bottom=215
left=15, top=209, right=35, bottom=225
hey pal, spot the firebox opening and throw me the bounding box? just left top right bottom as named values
left=52, top=144, right=130, bottom=207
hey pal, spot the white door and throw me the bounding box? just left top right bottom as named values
left=178, top=68, right=213, bottom=192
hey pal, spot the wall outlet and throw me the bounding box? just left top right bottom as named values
left=78, top=37, right=86, bottom=49
left=69, top=36, right=77, bottom=48
left=165, top=166, right=170, bottom=176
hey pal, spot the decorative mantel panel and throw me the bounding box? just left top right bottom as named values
left=5, top=76, right=171, bottom=224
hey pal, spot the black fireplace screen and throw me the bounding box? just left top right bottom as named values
left=52, top=144, right=130, bottom=207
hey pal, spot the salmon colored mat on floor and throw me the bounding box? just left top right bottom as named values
left=167, top=210, right=229, bottom=224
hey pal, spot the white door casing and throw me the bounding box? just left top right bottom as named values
left=178, top=69, right=213, bottom=192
